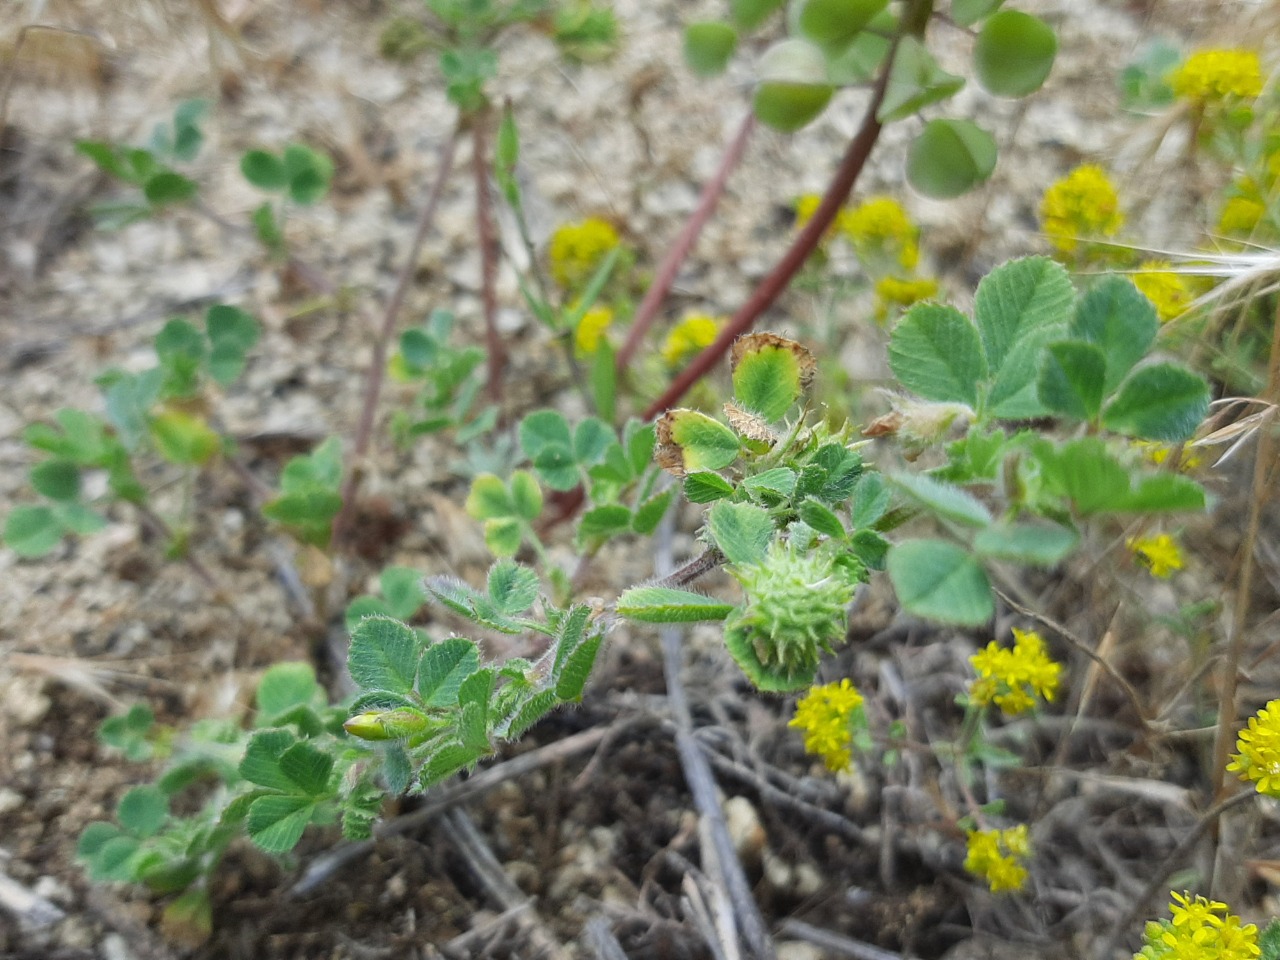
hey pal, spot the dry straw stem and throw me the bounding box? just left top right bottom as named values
left=1209, top=296, right=1280, bottom=821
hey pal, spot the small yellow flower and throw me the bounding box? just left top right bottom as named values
left=1169, top=49, right=1264, bottom=103
left=1218, top=196, right=1266, bottom=236
left=548, top=217, right=620, bottom=290
left=1127, top=533, right=1184, bottom=578
left=1040, top=164, right=1124, bottom=256
left=1133, top=261, right=1193, bottom=323
left=874, top=275, right=938, bottom=320
left=969, top=628, right=1061, bottom=716
left=1133, top=892, right=1259, bottom=960
left=574, top=306, right=613, bottom=357
left=964, top=826, right=1030, bottom=894
left=661, top=313, right=722, bottom=367
left=794, top=193, right=822, bottom=230
left=1133, top=440, right=1202, bottom=472
left=789, top=679, right=865, bottom=772
left=1228, top=700, right=1280, bottom=798
left=839, top=196, right=920, bottom=270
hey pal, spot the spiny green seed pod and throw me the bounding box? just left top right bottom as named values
left=343, top=708, right=432, bottom=742
left=725, top=540, right=863, bottom=690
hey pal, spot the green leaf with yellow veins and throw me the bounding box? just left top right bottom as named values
left=731, top=333, right=815, bottom=422
left=655, top=410, right=741, bottom=476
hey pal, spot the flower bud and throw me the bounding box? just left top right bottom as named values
left=343, top=708, right=432, bottom=741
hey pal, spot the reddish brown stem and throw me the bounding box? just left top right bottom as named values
left=615, top=111, right=757, bottom=371
left=332, top=127, right=459, bottom=545
left=641, top=57, right=895, bottom=421
left=472, top=111, right=506, bottom=405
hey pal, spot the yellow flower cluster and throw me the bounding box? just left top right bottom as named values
left=1127, top=533, right=1184, bottom=578
left=1218, top=196, right=1267, bottom=236
left=964, top=826, right=1030, bottom=893
left=1133, top=441, right=1202, bottom=472
left=969, top=628, right=1061, bottom=715
left=574, top=306, right=613, bottom=357
left=839, top=196, right=920, bottom=270
left=1133, top=892, right=1259, bottom=960
left=661, top=313, right=722, bottom=367
left=1133, top=261, right=1193, bottom=323
left=874, top=276, right=938, bottom=319
left=1040, top=164, right=1125, bottom=256
left=1170, top=49, right=1265, bottom=103
left=548, top=217, right=620, bottom=290
left=789, top=679, right=865, bottom=772
left=1227, top=699, right=1280, bottom=798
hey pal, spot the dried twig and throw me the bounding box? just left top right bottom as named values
left=777, top=920, right=905, bottom=960
left=442, top=808, right=569, bottom=960
left=994, top=587, right=1151, bottom=731
left=1095, top=789, right=1255, bottom=960
left=581, top=915, right=630, bottom=960
left=655, top=516, right=775, bottom=960
left=1209, top=297, right=1280, bottom=808
left=290, top=720, right=630, bottom=896
left=331, top=126, right=460, bottom=544
left=697, top=742, right=871, bottom=848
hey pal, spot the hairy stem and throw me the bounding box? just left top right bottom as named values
left=615, top=111, right=757, bottom=371
left=641, top=41, right=897, bottom=420
left=332, top=127, right=459, bottom=545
